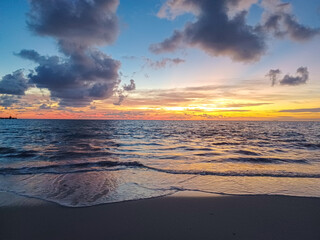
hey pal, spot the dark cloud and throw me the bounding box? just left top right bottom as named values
left=0, top=70, right=30, bottom=95
left=39, top=104, right=51, bottom=110
left=27, top=0, right=119, bottom=47
left=263, top=14, right=285, bottom=38
left=263, top=12, right=320, bottom=41
left=279, top=108, right=320, bottom=113
left=0, top=95, right=20, bottom=108
left=113, top=93, right=126, bottom=106
left=280, top=67, right=309, bottom=86
left=266, top=67, right=309, bottom=86
left=0, top=0, right=129, bottom=108
left=18, top=49, right=121, bottom=107
left=150, top=0, right=267, bottom=62
left=149, top=30, right=184, bottom=54
left=17, top=50, right=44, bottom=63
left=152, top=0, right=319, bottom=62
left=283, top=14, right=319, bottom=41
left=113, top=79, right=136, bottom=106
left=262, top=1, right=319, bottom=41
left=10, top=0, right=125, bottom=107
left=143, top=57, right=185, bottom=69
left=266, top=69, right=281, bottom=86
left=123, top=79, right=136, bottom=91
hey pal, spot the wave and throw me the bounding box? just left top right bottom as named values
left=0, top=147, right=17, bottom=154
left=298, top=143, right=320, bottom=150
left=0, top=160, right=319, bottom=179
left=184, top=147, right=213, bottom=151
left=47, top=151, right=120, bottom=160
left=195, top=152, right=221, bottom=157
left=120, top=142, right=163, bottom=147
left=5, top=151, right=38, bottom=158
left=227, top=157, right=308, bottom=164
left=0, top=147, right=38, bottom=158
left=211, top=142, right=240, bottom=146
left=233, top=150, right=260, bottom=156
left=0, top=160, right=144, bottom=175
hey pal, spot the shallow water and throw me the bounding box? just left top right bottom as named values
left=0, top=120, right=319, bottom=207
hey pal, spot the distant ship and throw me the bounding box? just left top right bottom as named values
left=0, top=116, right=17, bottom=119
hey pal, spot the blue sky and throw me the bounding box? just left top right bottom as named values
left=1, top=0, right=319, bottom=79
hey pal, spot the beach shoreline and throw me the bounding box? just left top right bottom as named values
left=1, top=192, right=320, bottom=240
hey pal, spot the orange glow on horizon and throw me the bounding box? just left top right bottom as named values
left=1, top=84, right=319, bottom=121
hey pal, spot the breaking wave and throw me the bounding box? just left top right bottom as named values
left=0, top=160, right=319, bottom=179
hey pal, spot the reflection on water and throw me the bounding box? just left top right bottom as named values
left=0, top=120, right=320, bottom=206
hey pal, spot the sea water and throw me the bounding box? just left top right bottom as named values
left=0, top=120, right=319, bottom=207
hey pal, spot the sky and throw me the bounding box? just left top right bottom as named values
left=0, top=0, right=319, bottom=120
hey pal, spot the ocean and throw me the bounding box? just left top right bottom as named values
left=0, top=120, right=319, bottom=207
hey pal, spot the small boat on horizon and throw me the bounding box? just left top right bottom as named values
left=0, top=116, right=17, bottom=119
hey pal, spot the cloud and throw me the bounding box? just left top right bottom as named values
left=0, top=69, right=30, bottom=108
left=266, top=67, right=309, bottom=86
left=18, top=49, right=121, bottom=107
left=151, top=0, right=267, bottom=62
left=150, top=30, right=185, bottom=54
left=104, top=110, right=147, bottom=119
left=143, top=57, right=185, bottom=69
left=279, top=108, right=320, bottom=113
left=27, top=0, right=119, bottom=47
left=282, top=14, right=319, bottom=41
left=123, top=55, right=186, bottom=70
left=225, top=102, right=272, bottom=107
left=0, top=70, right=30, bottom=95
left=280, top=67, right=309, bottom=86
left=262, top=0, right=320, bottom=41
left=157, top=0, right=258, bottom=20
left=10, top=0, right=124, bottom=107
left=228, top=0, right=259, bottom=13
left=157, top=0, right=200, bottom=20
left=113, top=79, right=136, bottom=106
left=0, top=95, right=20, bottom=108
left=125, top=88, right=206, bottom=107
left=123, top=79, right=136, bottom=91
left=127, top=81, right=293, bottom=108
left=266, top=69, right=281, bottom=86
left=151, top=0, right=319, bottom=62
left=39, top=104, right=51, bottom=110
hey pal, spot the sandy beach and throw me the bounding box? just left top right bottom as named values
left=1, top=192, right=320, bottom=240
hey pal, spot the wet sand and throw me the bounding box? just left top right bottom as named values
left=1, top=192, right=320, bottom=240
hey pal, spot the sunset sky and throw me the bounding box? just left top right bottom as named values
left=0, top=0, right=319, bottom=120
